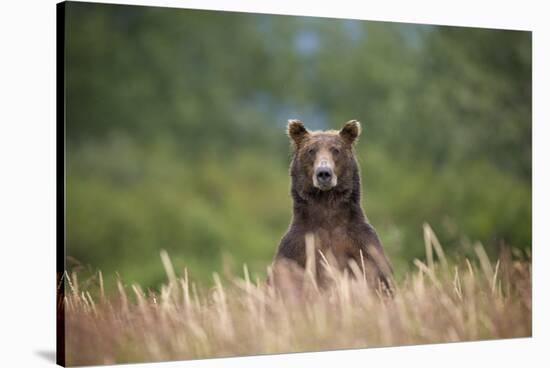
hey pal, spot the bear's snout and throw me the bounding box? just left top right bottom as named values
left=313, top=160, right=337, bottom=190
left=316, top=167, right=333, bottom=183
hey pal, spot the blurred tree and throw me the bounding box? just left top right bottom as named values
left=64, top=2, right=531, bottom=289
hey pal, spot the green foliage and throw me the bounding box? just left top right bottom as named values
left=64, top=2, right=531, bottom=289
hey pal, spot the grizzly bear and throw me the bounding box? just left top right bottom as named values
left=271, top=119, right=394, bottom=293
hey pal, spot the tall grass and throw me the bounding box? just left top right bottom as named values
left=62, top=225, right=531, bottom=366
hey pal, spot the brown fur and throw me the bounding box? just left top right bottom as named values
left=271, top=119, right=394, bottom=293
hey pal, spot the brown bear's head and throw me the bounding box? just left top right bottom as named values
left=287, top=119, right=361, bottom=198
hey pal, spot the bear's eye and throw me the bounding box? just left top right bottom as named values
left=307, top=148, right=316, bottom=156
left=331, top=147, right=340, bottom=155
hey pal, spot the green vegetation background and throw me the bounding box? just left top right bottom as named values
left=65, top=2, right=531, bottom=290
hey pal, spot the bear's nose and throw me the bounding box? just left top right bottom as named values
left=316, top=167, right=333, bottom=183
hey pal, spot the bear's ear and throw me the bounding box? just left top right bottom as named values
left=339, top=120, right=361, bottom=145
left=287, top=119, right=309, bottom=147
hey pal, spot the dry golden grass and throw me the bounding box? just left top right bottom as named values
left=62, top=225, right=531, bottom=366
